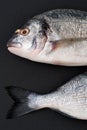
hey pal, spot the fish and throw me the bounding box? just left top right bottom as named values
left=6, top=72, right=87, bottom=120
left=7, top=9, right=87, bottom=66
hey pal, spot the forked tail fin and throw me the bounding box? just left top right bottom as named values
left=6, top=86, right=38, bottom=119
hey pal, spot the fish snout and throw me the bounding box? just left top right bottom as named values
left=7, top=42, right=22, bottom=48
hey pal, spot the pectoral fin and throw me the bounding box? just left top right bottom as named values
left=49, top=38, right=87, bottom=54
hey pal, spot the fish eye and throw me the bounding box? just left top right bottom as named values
left=15, top=28, right=30, bottom=36
left=20, top=28, right=30, bottom=36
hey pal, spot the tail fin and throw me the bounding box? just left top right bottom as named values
left=6, top=86, right=37, bottom=119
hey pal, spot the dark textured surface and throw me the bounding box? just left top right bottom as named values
left=0, top=0, right=87, bottom=129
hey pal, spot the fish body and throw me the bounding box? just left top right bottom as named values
left=6, top=72, right=87, bottom=119
left=7, top=9, right=87, bottom=66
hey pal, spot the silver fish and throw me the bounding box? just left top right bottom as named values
left=6, top=72, right=87, bottom=120
left=7, top=9, right=87, bottom=66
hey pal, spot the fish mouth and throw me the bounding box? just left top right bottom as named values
left=7, top=42, right=22, bottom=48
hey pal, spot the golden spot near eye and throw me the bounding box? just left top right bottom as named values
left=15, top=29, right=21, bottom=34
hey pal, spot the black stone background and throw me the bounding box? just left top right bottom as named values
left=0, top=0, right=87, bottom=129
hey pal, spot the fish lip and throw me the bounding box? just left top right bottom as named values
left=7, top=42, right=22, bottom=48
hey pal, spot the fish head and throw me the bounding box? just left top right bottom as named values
left=7, top=19, right=47, bottom=58
left=7, top=18, right=51, bottom=60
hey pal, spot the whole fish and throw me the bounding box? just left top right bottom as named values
left=7, top=9, right=87, bottom=66
left=6, top=72, right=87, bottom=119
